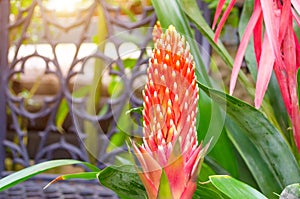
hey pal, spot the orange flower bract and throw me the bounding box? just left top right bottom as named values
left=132, top=23, right=206, bottom=199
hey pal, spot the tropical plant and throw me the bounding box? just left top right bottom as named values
left=1, top=0, right=300, bottom=198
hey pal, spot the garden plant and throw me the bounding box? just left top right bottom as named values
left=1, top=0, right=300, bottom=198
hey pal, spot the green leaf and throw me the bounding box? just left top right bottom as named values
left=97, top=165, right=147, bottom=199
left=225, top=120, right=281, bottom=198
left=210, top=175, right=268, bottom=199
left=0, top=159, right=100, bottom=191
left=60, top=172, right=98, bottom=180
left=207, top=128, right=239, bottom=178
left=44, top=172, right=99, bottom=189
left=55, top=99, right=69, bottom=133
left=157, top=169, right=173, bottom=199
left=125, top=106, right=143, bottom=115
left=280, top=183, right=300, bottom=199
left=193, top=163, right=229, bottom=199
left=198, top=82, right=300, bottom=198
left=193, top=185, right=228, bottom=199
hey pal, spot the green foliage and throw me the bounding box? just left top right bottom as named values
left=198, top=82, right=300, bottom=198
left=210, top=175, right=268, bottom=199
left=193, top=163, right=229, bottom=199
left=3, top=1, right=300, bottom=199
left=207, top=128, right=238, bottom=178
left=0, top=160, right=99, bottom=191
left=97, top=165, right=147, bottom=199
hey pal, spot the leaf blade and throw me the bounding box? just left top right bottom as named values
left=198, top=82, right=300, bottom=197
left=97, top=165, right=147, bottom=199
left=0, top=159, right=99, bottom=191
left=210, top=175, right=268, bottom=199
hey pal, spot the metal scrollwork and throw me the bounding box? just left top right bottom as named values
left=0, top=0, right=209, bottom=173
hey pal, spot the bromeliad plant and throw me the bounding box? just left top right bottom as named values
left=1, top=0, right=300, bottom=199
left=132, top=23, right=209, bottom=199
left=0, top=22, right=210, bottom=199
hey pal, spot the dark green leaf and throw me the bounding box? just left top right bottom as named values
left=280, top=183, right=300, bottom=199
left=193, top=185, right=228, bottom=199
left=198, top=82, right=300, bottom=198
left=0, top=159, right=99, bottom=191
left=193, top=163, right=229, bottom=199
left=97, top=165, right=147, bottom=199
left=210, top=175, right=267, bottom=199
left=207, top=128, right=239, bottom=177
left=225, top=118, right=281, bottom=198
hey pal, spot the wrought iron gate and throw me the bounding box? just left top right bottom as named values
left=0, top=0, right=210, bottom=175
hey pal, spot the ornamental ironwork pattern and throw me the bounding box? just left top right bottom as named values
left=0, top=0, right=210, bottom=173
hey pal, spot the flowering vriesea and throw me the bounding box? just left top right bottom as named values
left=132, top=23, right=208, bottom=199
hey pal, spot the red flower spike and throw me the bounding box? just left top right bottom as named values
left=133, top=23, right=208, bottom=199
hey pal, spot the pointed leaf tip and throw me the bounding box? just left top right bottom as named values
left=212, top=0, right=226, bottom=30
left=43, top=176, right=63, bottom=190
left=214, top=0, right=237, bottom=42
left=157, top=169, right=173, bottom=199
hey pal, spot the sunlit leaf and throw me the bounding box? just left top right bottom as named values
left=0, top=160, right=99, bottom=191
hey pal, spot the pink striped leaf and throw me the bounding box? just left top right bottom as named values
left=212, top=0, right=226, bottom=29
left=259, top=0, right=281, bottom=60
left=292, top=0, right=300, bottom=15
left=278, top=0, right=291, bottom=44
left=255, top=33, right=275, bottom=108
left=253, top=0, right=263, bottom=65
left=229, top=3, right=262, bottom=94
left=214, top=0, right=237, bottom=42
left=292, top=9, right=300, bottom=26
